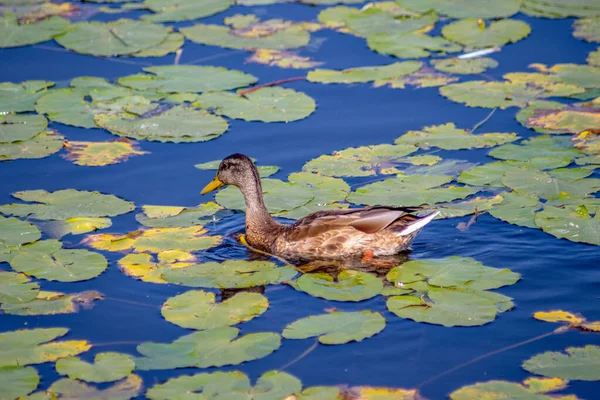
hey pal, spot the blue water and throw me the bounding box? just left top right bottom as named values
left=1, top=2, right=600, bottom=399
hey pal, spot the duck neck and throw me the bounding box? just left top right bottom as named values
left=240, top=178, right=282, bottom=250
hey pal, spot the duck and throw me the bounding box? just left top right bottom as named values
left=201, top=153, right=439, bottom=260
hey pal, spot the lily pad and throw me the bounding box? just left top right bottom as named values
left=294, top=270, right=383, bottom=302
left=136, top=202, right=226, bottom=228
left=161, top=290, right=268, bottom=330
left=523, top=345, right=600, bottom=381
left=488, top=192, right=542, bottom=229
left=0, top=80, right=53, bottom=113
left=146, top=370, right=302, bottom=400
left=534, top=310, right=585, bottom=324
left=0, top=271, right=39, bottom=304
left=588, top=47, right=600, bottom=66
left=431, top=57, right=498, bottom=74
left=55, top=19, right=170, bottom=56
left=489, top=136, right=581, bottom=169
left=132, top=32, right=184, bottom=58
left=247, top=49, right=322, bottom=69
left=531, top=63, right=600, bottom=91
left=0, top=14, right=69, bottom=48
left=348, top=174, right=478, bottom=207
left=56, top=352, right=135, bottom=383
left=534, top=205, right=600, bottom=246
left=0, top=366, right=39, bottom=399
left=522, top=0, right=600, bottom=18
left=437, top=195, right=504, bottom=219
left=118, top=251, right=197, bottom=284
left=63, top=139, right=148, bottom=167
left=458, top=161, right=520, bottom=188
left=10, top=240, right=108, bottom=282
left=0, top=129, right=64, bottom=161
left=195, top=87, right=316, bottom=123
left=1, top=290, right=103, bottom=315
left=283, top=311, right=385, bottom=344
left=502, top=167, right=600, bottom=200
left=135, top=327, right=281, bottom=370
left=395, top=123, right=518, bottom=150
left=0, top=189, right=134, bottom=220
left=307, top=61, right=422, bottom=84
left=0, top=113, right=47, bottom=143
left=94, top=105, right=229, bottom=143
left=517, top=100, right=600, bottom=134
left=450, top=377, right=576, bottom=400
left=47, top=374, right=142, bottom=400
left=368, top=32, right=462, bottom=59
left=343, top=8, right=437, bottom=38
left=400, top=0, right=522, bottom=19
left=118, top=66, right=257, bottom=94
left=0, top=216, right=41, bottom=262
left=0, top=327, right=91, bottom=367
left=162, top=260, right=297, bottom=289
left=140, top=0, right=232, bottom=23
left=573, top=17, right=600, bottom=43
left=442, top=19, right=531, bottom=49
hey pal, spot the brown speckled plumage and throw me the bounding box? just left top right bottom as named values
left=202, top=154, right=438, bottom=260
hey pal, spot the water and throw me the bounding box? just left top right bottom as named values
left=1, top=3, right=599, bottom=399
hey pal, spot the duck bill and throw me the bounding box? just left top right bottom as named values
left=201, top=176, right=225, bottom=195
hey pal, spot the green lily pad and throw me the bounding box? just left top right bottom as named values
left=368, top=32, right=462, bottom=59
left=47, top=374, right=142, bottom=400
left=437, top=195, right=504, bottom=219
left=488, top=192, right=542, bottom=229
left=0, top=271, right=39, bottom=304
left=195, top=87, right=316, bottom=123
left=533, top=63, right=600, bottom=91
left=118, top=66, right=257, bottom=94
left=489, top=136, right=581, bottom=169
left=0, top=216, right=41, bottom=263
left=348, top=174, right=478, bottom=207
left=317, top=3, right=417, bottom=32
left=517, top=100, right=600, bottom=134
left=395, top=123, right=518, bottom=150
left=146, top=370, right=302, bottom=400
left=307, top=61, right=422, bottom=84
left=0, top=113, right=47, bottom=143
left=573, top=17, right=600, bottom=43
left=431, top=57, right=498, bottom=74
left=55, top=19, right=170, bottom=56
left=293, top=270, right=383, bottom=302
left=136, top=202, right=226, bottom=228
left=450, top=377, right=577, bottom=400
left=10, top=240, right=108, bottom=282
left=523, top=345, right=600, bottom=381
left=458, top=161, right=520, bottom=188
left=386, top=256, right=520, bottom=291
left=0, top=14, right=69, bottom=48
left=0, top=80, right=53, bottom=113
left=400, top=0, right=522, bottom=19
left=522, top=0, right=600, bottom=18
left=55, top=352, right=135, bottom=383
left=94, top=105, right=229, bottom=143
left=502, top=167, right=600, bottom=200
left=372, top=66, right=459, bottom=89
left=1, top=290, right=103, bottom=316
left=534, top=205, right=600, bottom=246
left=282, top=311, right=385, bottom=345
left=0, top=366, right=39, bottom=399
left=135, top=327, right=281, bottom=370
left=344, top=8, right=437, bottom=38
left=161, top=290, right=269, bottom=330
left=181, top=22, right=310, bottom=51
left=0, top=130, right=64, bottom=161
left=442, top=19, right=531, bottom=49
left=132, top=32, right=184, bottom=58
left=0, top=189, right=134, bottom=220
left=162, top=260, right=297, bottom=289
left=0, top=327, right=91, bottom=368
left=588, top=47, right=600, bottom=66
left=302, top=144, right=418, bottom=177
left=387, top=287, right=499, bottom=327
left=140, top=0, right=231, bottom=22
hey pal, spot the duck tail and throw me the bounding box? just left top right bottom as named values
left=398, top=210, right=439, bottom=236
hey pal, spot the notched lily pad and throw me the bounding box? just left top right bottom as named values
left=293, top=270, right=383, bottom=302
left=368, top=31, right=462, bottom=59
left=400, top=0, right=522, bottom=19
left=0, top=216, right=41, bottom=263
left=1, top=290, right=103, bottom=315
left=0, top=271, right=39, bottom=304
left=450, top=377, right=577, bottom=400
left=534, top=205, right=600, bottom=246
left=46, top=374, right=142, bottom=400
left=0, top=80, right=54, bottom=113
left=139, top=0, right=232, bottom=23
left=0, top=14, right=69, bottom=48
left=442, top=19, right=531, bottom=49
left=63, top=139, right=148, bottom=166
left=0, top=129, right=64, bottom=161
left=502, top=167, right=600, bottom=200
left=0, top=113, right=48, bottom=143
left=55, top=352, right=135, bottom=383
left=522, top=345, right=600, bottom=381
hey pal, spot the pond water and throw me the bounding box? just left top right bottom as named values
left=1, top=1, right=599, bottom=399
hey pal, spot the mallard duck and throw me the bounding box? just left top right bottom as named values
left=201, top=154, right=439, bottom=260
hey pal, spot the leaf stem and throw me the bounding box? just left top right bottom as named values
left=470, top=107, right=497, bottom=133
left=279, top=339, right=319, bottom=371
left=238, top=76, right=306, bottom=97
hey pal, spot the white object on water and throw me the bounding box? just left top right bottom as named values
left=458, top=47, right=501, bottom=59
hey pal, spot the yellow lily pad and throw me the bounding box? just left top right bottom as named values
left=248, top=49, right=322, bottom=69
left=118, top=251, right=197, bottom=284
left=63, top=139, right=148, bottom=167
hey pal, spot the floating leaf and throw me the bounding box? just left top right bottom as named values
left=502, top=167, right=600, bottom=200
left=136, top=202, right=226, bottom=228
left=63, top=139, right=148, bottom=166
left=0, top=366, right=39, bottom=399
left=0, top=14, right=69, bottom=48
left=94, top=105, right=229, bottom=143
left=523, top=345, right=600, bottom=381
left=450, top=377, right=576, bottom=400
left=294, top=270, right=383, bottom=302
left=0, top=80, right=53, bottom=113
left=302, top=144, right=418, bottom=177
left=0, top=113, right=47, bottom=143
left=348, top=174, right=477, bottom=207
left=118, top=66, right=257, bottom=94
left=307, top=61, right=422, bottom=84
left=55, top=352, right=135, bottom=383
left=132, top=32, right=184, bottom=57
left=39, top=217, right=112, bottom=239
left=0, top=271, right=39, bottom=304
left=47, top=374, right=142, bottom=400
left=195, top=87, right=316, bottom=123
left=55, top=19, right=169, bottom=56
left=138, top=0, right=231, bottom=22
left=0, top=129, right=64, bottom=161
left=0, top=328, right=91, bottom=367
left=161, top=290, right=268, bottom=330
left=458, top=161, right=519, bottom=188
left=10, top=240, right=108, bottom=282
left=522, top=0, right=600, bottom=19
left=437, top=195, right=504, bottom=219
left=283, top=311, right=385, bottom=344
left=0, top=216, right=41, bottom=262
left=573, top=17, right=600, bottom=43
left=135, top=327, right=281, bottom=370
left=517, top=100, right=600, bottom=134
left=400, top=0, right=522, bottom=19
left=1, top=290, right=103, bottom=315
left=534, top=205, right=600, bottom=246
left=534, top=310, right=585, bottom=324
left=531, top=63, right=600, bottom=91
left=118, top=251, right=197, bottom=284
left=85, top=226, right=222, bottom=253
left=588, top=47, right=600, bottom=66
left=248, top=49, right=322, bottom=69
left=368, top=32, right=461, bottom=59
left=431, top=57, right=498, bottom=74
left=488, top=192, right=542, bottom=229
left=146, top=370, right=301, bottom=400
left=343, top=7, right=436, bottom=38
left=373, top=66, right=459, bottom=89
left=0, top=189, right=134, bottom=220
left=442, top=19, right=531, bottom=49
left=489, top=136, right=581, bottom=169
left=162, top=260, right=297, bottom=289
left=395, top=123, right=518, bottom=150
